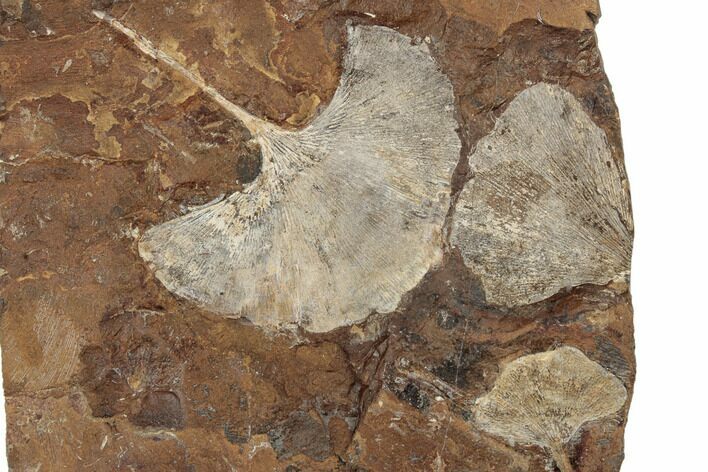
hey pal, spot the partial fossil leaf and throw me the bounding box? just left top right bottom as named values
left=451, top=83, right=632, bottom=307
left=94, top=12, right=461, bottom=332
left=2, top=292, right=83, bottom=393
left=474, top=346, right=627, bottom=472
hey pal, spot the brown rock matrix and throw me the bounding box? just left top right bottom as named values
left=0, top=1, right=633, bottom=471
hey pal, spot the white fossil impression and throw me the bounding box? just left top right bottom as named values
left=451, top=83, right=633, bottom=308
left=474, top=346, right=627, bottom=472
left=94, top=12, right=461, bottom=332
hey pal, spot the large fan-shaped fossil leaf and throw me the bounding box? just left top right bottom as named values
left=474, top=346, right=627, bottom=471
left=94, top=12, right=461, bottom=332
left=451, top=83, right=632, bottom=307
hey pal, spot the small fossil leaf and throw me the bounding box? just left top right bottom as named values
left=474, top=346, right=627, bottom=470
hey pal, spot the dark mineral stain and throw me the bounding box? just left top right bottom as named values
left=595, top=336, right=632, bottom=382
left=432, top=345, right=487, bottom=389
left=132, top=390, right=185, bottom=429
left=0, top=90, right=6, bottom=119
left=236, top=139, right=263, bottom=184
left=268, top=410, right=332, bottom=461
left=91, top=0, right=129, bottom=10
left=20, top=0, right=49, bottom=36
left=223, top=422, right=248, bottom=444
left=397, top=383, right=429, bottom=410
left=436, top=309, right=461, bottom=330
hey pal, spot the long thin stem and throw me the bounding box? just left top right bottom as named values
left=92, top=10, right=265, bottom=135
left=549, top=442, right=574, bottom=472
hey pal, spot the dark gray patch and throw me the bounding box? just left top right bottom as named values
left=195, top=405, right=215, bottom=418
left=595, top=336, right=632, bottom=382
left=267, top=411, right=331, bottom=461
left=223, top=422, right=248, bottom=444
left=91, top=0, right=125, bottom=10
left=132, top=390, right=185, bottom=429
left=0, top=90, right=6, bottom=120
left=0, top=0, right=24, bottom=20
left=432, top=344, right=486, bottom=389
left=397, top=383, right=429, bottom=410
left=436, top=309, right=460, bottom=330
left=235, top=138, right=262, bottom=184
left=21, top=0, right=49, bottom=36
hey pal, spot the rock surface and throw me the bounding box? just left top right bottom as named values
left=0, top=1, right=633, bottom=471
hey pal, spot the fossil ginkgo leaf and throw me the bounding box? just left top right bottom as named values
left=474, top=346, right=627, bottom=472
left=451, top=83, right=632, bottom=307
left=94, top=12, right=461, bottom=332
